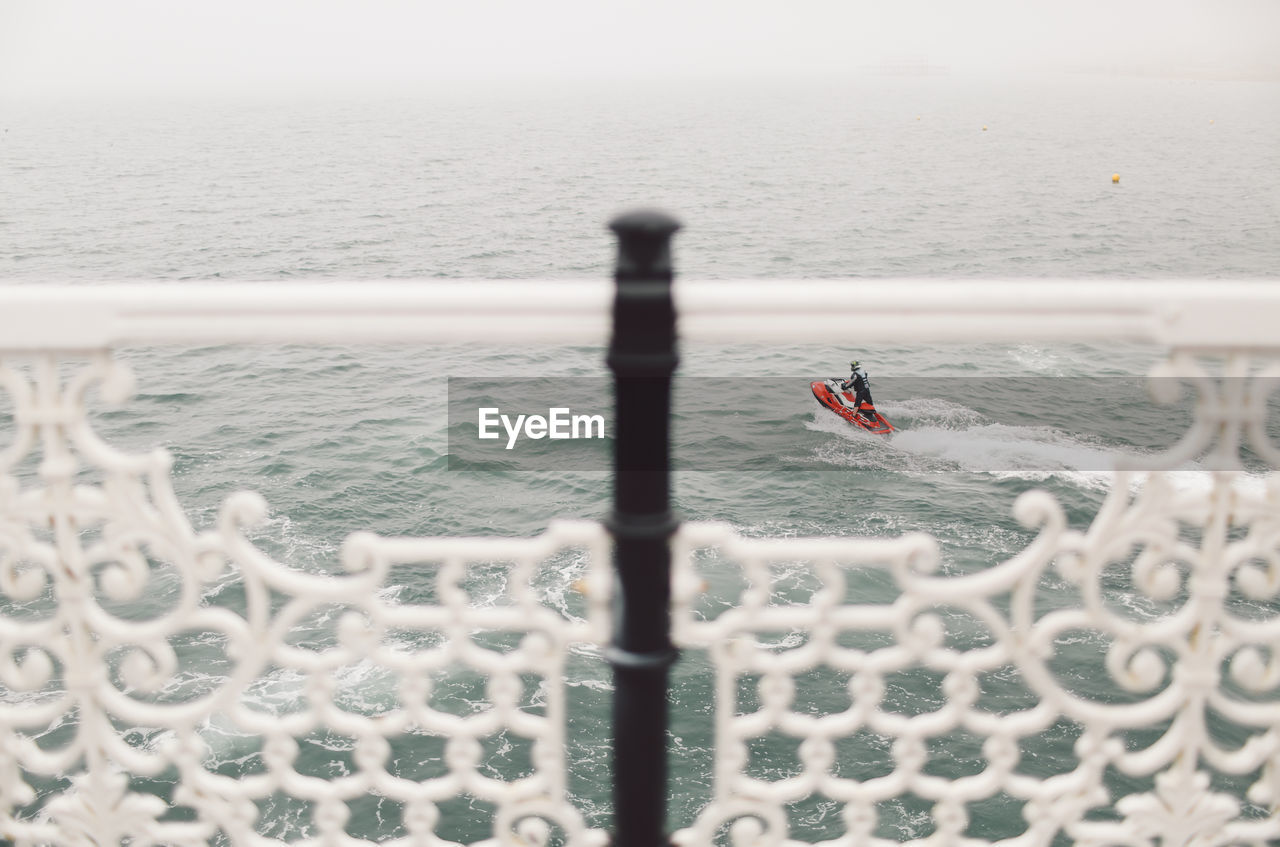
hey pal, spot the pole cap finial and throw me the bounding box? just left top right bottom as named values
left=609, top=209, right=681, bottom=281
left=609, top=208, right=681, bottom=239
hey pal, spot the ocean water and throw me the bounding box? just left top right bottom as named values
left=2, top=74, right=1280, bottom=842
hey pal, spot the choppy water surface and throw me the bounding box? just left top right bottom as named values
left=1, top=74, right=1278, bottom=842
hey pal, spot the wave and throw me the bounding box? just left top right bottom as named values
left=807, top=394, right=1117, bottom=488
left=891, top=423, right=1115, bottom=474
left=807, top=392, right=1274, bottom=501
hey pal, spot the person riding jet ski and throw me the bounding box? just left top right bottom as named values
left=837, top=360, right=874, bottom=416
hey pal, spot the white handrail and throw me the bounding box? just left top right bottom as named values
left=679, top=279, right=1280, bottom=349
left=2, top=279, right=1279, bottom=349
left=0, top=281, right=611, bottom=348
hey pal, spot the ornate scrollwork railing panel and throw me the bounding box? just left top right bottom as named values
left=0, top=353, right=612, bottom=847
left=5, top=335, right=1280, bottom=847
left=671, top=352, right=1280, bottom=847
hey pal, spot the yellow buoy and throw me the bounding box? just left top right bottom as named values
left=1112, top=173, right=1120, bottom=183
left=1209, top=119, right=1214, bottom=124
left=917, top=115, right=921, bottom=120
left=982, top=125, right=987, bottom=131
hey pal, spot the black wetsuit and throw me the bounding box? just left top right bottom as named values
left=842, top=368, right=873, bottom=411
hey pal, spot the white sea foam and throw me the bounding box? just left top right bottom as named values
left=1009, top=344, right=1073, bottom=377
left=890, top=423, right=1116, bottom=475
left=805, top=384, right=1277, bottom=500
left=807, top=399, right=1122, bottom=487
left=880, top=397, right=986, bottom=429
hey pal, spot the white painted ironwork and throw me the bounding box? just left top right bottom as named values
left=0, top=352, right=611, bottom=846
left=0, top=283, right=612, bottom=349
left=1, top=281, right=1279, bottom=846
left=4, top=280, right=1280, bottom=349
left=670, top=354, right=1280, bottom=847
left=677, top=279, right=1280, bottom=349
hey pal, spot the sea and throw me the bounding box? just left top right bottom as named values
left=2, top=73, right=1279, bottom=843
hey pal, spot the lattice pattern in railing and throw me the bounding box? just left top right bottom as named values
left=0, top=354, right=612, bottom=847
left=5, top=344, right=1280, bottom=847
left=669, top=353, right=1280, bottom=847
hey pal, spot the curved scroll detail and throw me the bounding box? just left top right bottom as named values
left=672, top=345, right=1280, bottom=847
left=673, top=485, right=1280, bottom=845
left=6, top=345, right=1280, bottom=847
left=675, top=468, right=1274, bottom=844
left=0, top=354, right=611, bottom=847
left=1122, top=352, right=1280, bottom=472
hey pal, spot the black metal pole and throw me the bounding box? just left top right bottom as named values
left=606, top=209, right=681, bottom=847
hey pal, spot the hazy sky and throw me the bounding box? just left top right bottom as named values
left=2, top=0, right=1277, bottom=97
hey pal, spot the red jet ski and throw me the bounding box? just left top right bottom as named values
left=810, top=379, right=895, bottom=434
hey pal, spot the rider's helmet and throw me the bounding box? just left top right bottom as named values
left=849, top=359, right=860, bottom=371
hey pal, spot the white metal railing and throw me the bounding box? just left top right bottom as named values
left=4, top=279, right=1280, bottom=349
left=2, top=280, right=1280, bottom=846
